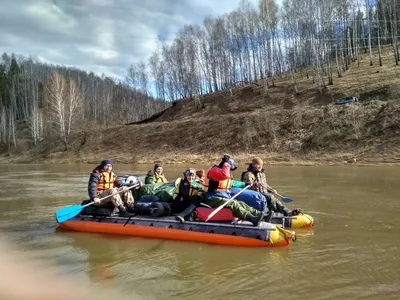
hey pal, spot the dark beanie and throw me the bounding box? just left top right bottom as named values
left=100, top=159, right=113, bottom=168
left=154, top=163, right=163, bottom=171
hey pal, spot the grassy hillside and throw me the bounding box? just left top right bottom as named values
left=2, top=47, right=400, bottom=165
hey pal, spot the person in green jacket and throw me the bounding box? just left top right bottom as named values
left=145, top=163, right=168, bottom=184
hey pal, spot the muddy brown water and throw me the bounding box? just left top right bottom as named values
left=0, top=164, right=399, bottom=300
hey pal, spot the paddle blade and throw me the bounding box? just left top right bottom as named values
left=281, top=196, right=293, bottom=203
left=55, top=204, right=84, bottom=223
left=205, top=209, right=220, bottom=223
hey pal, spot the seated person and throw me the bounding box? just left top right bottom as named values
left=88, top=159, right=135, bottom=217
left=195, top=169, right=206, bottom=184
left=145, top=163, right=168, bottom=184
left=241, top=157, right=302, bottom=216
left=172, top=168, right=204, bottom=223
left=204, top=155, right=264, bottom=226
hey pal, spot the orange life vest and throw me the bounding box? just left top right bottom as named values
left=203, top=169, right=233, bottom=193
left=96, top=171, right=116, bottom=194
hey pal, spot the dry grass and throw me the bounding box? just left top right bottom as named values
left=1, top=46, right=400, bottom=166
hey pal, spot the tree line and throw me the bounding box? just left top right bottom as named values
left=137, top=0, right=399, bottom=100
left=1, top=0, right=399, bottom=151
left=0, top=54, right=169, bottom=150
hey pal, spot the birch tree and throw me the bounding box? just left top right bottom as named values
left=45, top=72, right=82, bottom=150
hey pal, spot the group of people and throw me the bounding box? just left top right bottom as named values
left=87, top=155, right=301, bottom=226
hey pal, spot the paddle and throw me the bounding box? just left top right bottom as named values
left=55, top=183, right=139, bottom=223
left=205, top=184, right=252, bottom=222
left=262, top=183, right=293, bottom=203
left=274, top=192, right=293, bottom=203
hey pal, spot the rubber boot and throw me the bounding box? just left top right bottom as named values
left=263, top=210, right=274, bottom=222
left=127, top=203, right=135, bottom=213
left=133, top=203, right=152, bottom=215
left=281, top=207, right=292, bottom=216
left=117, top=205, right=134, bottom=217
left=175, top=204, right=196, bottom=223
left=245, top=212, right=264, bottom=226
left=291, top=208, right=303, bottom=216
left=280, top=205, right=303, bottom=216
left=276, top=201, right=292, bottom=216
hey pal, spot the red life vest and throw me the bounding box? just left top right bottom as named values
left=203, top=167, right=233, bottom=193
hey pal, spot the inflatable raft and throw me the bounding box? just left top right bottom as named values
left=135, top=190, right=314, bottom=229
left=194, top=207, right=314, bottom=229
left=58, top=210, right=296, bottom=247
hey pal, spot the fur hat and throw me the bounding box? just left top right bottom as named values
left=252, top=157, right=263, bottom=165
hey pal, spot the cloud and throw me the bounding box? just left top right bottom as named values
left=0, top=0, right=266, bottom=79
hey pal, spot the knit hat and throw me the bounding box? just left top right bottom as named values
left=154, top=163, right=163, bottom=171
left=183, top=168, right=196, bottom=178
left=252, top=157, right=263, bottom=165
left=100, top=159, right=113, bottom=168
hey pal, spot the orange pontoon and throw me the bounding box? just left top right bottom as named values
left=59, top=215, right=295, bottom=247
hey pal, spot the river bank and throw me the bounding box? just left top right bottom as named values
left=1, top=50, right=399, bottom=166
left=1, top=149, right=399, bottom=166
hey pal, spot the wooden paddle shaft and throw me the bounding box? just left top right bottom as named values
left=205, top=184, right=252, bottom=222
left=89, top=183, right=140, bottom=206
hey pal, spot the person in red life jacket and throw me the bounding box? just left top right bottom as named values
left=88, top=159, right=137, bottom=217
left=171, top=168, right=204, bottom=223
left=204, top=154, right=264, bottom=226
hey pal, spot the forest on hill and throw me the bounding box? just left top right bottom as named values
left=1, top=0, right=399, bottom=164
left=142, top=0, right=399, bottom=100
left=0, top=54, right=169, bottom=150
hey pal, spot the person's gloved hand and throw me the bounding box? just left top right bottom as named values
left=222, top=154, right=230, bottom=163
left=228, top=158, right=237, bottom=171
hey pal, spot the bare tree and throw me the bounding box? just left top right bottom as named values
left=65, top=77, right=83, bottom=137
left=45, top=72, right=82, bottom=150
left=366, top=0, right=374, bottom=66
left=45, top=72, right=67, bottom=149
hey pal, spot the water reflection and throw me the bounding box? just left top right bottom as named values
left=0, top=164, right=400, bottom=299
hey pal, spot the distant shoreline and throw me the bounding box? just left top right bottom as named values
left=1, top=151, right=399, bottom=166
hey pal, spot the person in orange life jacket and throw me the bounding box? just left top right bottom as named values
left=145, top=163, right=168, bottom=184
left=88, top=159, right=136, bottom=217
left=172, top=168, right=204, bottom=223
left=241, top=157, right=302, bottom=216
left=204, top=154, right=264, bottom=226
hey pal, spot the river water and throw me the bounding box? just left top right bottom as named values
left=0, top=164, right=399, bottom=300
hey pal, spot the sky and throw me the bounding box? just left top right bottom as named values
left=0, top=0, right=274, bottom=79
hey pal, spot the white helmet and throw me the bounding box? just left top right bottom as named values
left=125, top=176, right=139, bottom=185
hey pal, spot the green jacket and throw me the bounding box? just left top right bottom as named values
left=132, top=183, right=176, bottom=202
left=232, top=179, right=246, bottom=188
left=145, top=170, right=168, bottom=184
